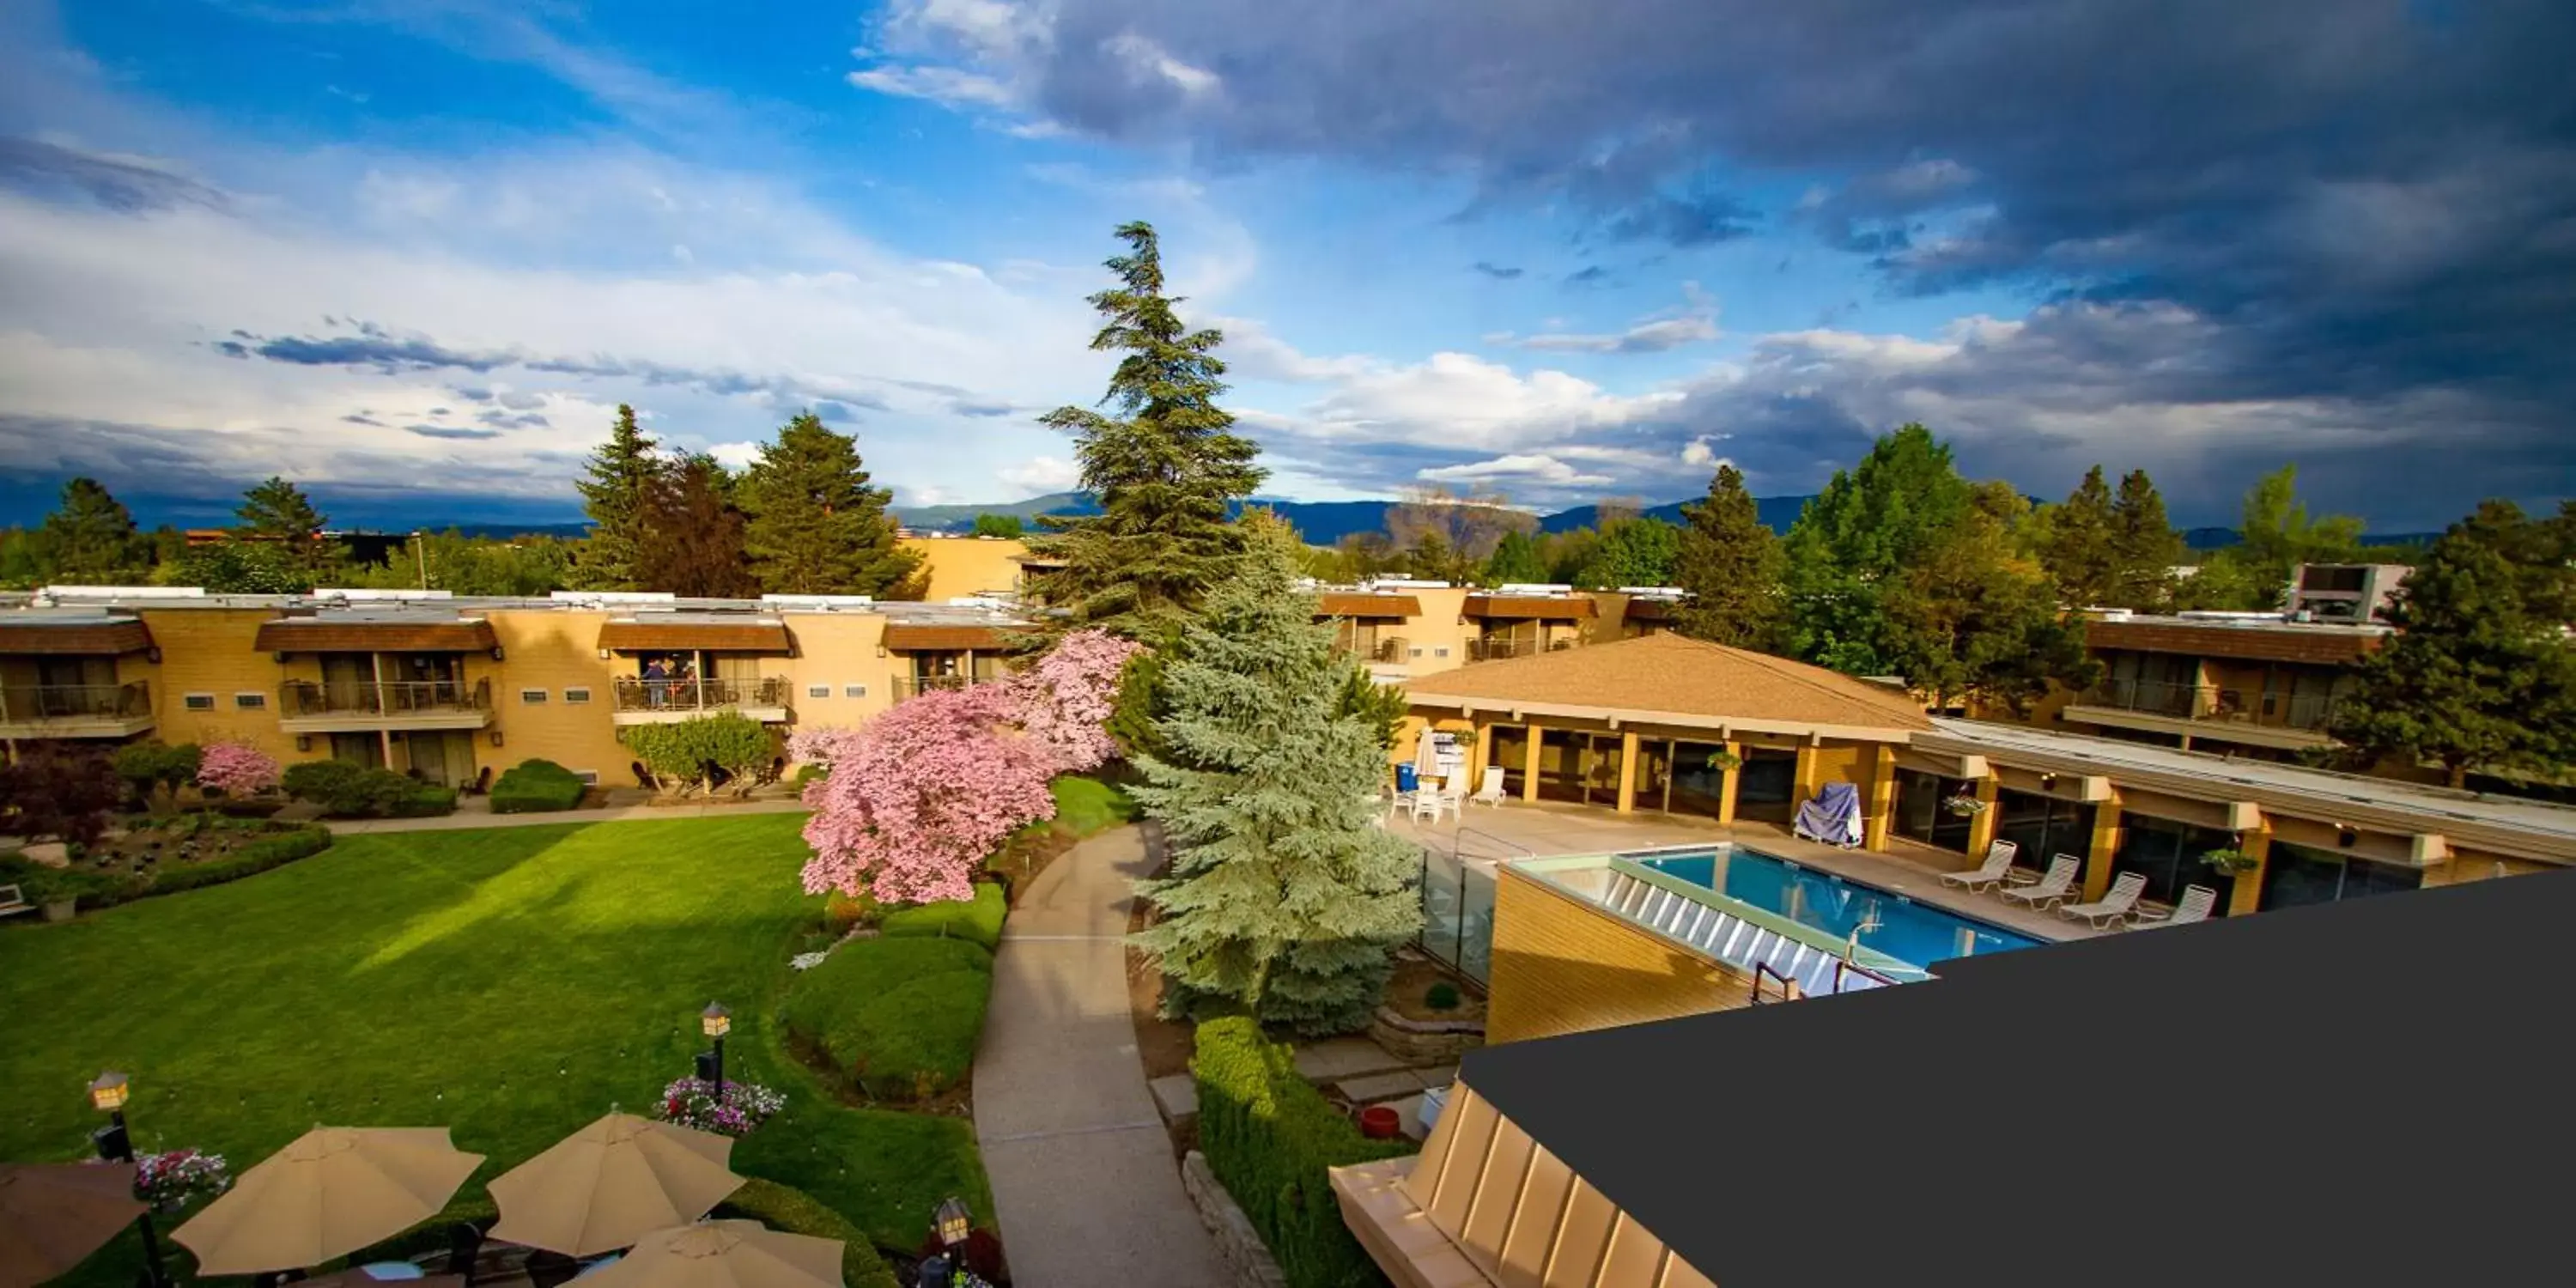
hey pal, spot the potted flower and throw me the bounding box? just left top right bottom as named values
left=1941, top=793, right=1987, bottom=817
left=1704, top=749, right=1741, bottom=772
left=2200, top=848, right=2258, bottom=875
left=654, top=1076, right=787, bottom=1138
left=133, top=1148, right=231, bottom=1214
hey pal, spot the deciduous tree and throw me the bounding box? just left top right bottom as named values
left=1882, top=484, right=2095, bottom=713
left=739, top=412, right=925, bottom=598
left=636, top=454, right=757, bottom=598
left=1671, top=464, right=1785, bottom=649
left=1576, top=514, right=1681, bottom=589
left=2180, top=465, right=2364, bottom=611
left=1781, top=424, right=1973, bottom=674
left=971, top=513, right=1025, bottom=538
left=1482, top=528, right=1546, bottom=585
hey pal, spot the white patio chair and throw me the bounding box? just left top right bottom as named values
left=1472, top=766, right=1509, bottom=808
left=1999, top=854, right=2081, bottom=909
left=2056, top=871, right=2150, bottom=928
left=2129, top=884, right=2220, bottom=930
left=0, top=884, right=32, bottom=918
left=1937, top=840, right=2020, bottom=891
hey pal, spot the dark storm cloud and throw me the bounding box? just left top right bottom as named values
left=1471, top=262, right=1524, bottom=279
left=340, top=412, right=386, bottom=427
left=408, top=424, right=501, bottom=440
left=945, top=398, right=1017, bottom=418
left=0, top=136, right=230, bottom=213
left=473, top=409, right=550, bottom=429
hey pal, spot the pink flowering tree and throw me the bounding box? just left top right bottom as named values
left=196, top=742, right=282, bottom=797
left=795, top=629, right=1142, bottom=905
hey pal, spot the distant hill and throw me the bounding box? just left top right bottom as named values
left=891, top=491, right=1098, bottom=532
left=887, top=493, right=1824, bottom=543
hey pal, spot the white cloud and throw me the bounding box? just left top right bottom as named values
left=1297, top=352, right=1682, bottom=451
left=998, top=455, right=1081, bottom=495
left=846, top=64, right=1020, bottom=109
left=1680, top=435, right=1727, bottom=466
left=1103, top=33, right=1221, bottom=95
left=705, top=440, right=761, bottom=471
left=1419, top=454, right=1617, bottom=487
left=1509, top=282, right=1718, bottom=353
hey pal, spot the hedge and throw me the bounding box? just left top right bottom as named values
left=782, top=937, right=993, bottom=1102
left=1194, top=1016, right=1413, bottom=1288
left=491, top=759, right=587, bottom=813
left=714, top=1179, right=902, bottom=1288
left=282, top=762, right=451, bottom=818
left=2, top=826, right=334, bottom=911
left=878, top=883, right=1006, bottom=952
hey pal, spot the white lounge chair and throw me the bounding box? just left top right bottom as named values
left=1999, top=854, right=2081, bottom=909
left=2057, top=871, right=2150, bottom=928
left=2129, top=884, right=2220, bottom=930
left=1472, top=766, right=1510, bottom=808
left=1937, top=841, right=2021, bottom=891
left=0, top=884, right=31, bottom=919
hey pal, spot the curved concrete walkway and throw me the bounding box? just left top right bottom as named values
left=974, top=825, right=1227, bottom=1287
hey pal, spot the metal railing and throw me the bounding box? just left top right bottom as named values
left=1371, top=635, right=1408, bottom=663
left=892, top=674, right=988, bottom=702
left=611, top=676, right=791, bottom=713
left=0, top=681, right=150, bottom=722
left=1467, top=636, right=1579, bottom=662
left=2081, top=679, right=2339, bottom=732
left=280, top=677, right=491, bottom=716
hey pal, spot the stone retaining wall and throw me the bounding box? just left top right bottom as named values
left=1182, top=1150, right=1289, bottom=1288
left=1369, top=1005, right=1485, bottom=1063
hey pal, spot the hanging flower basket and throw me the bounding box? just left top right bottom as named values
left=133, top=1149, right=231, bottom=1214
left=1941, top=794, right=1987, bottom=817
left=2200, top=848, right=2258, bottom=875
left=1704, top=750, right=1742, bottom=772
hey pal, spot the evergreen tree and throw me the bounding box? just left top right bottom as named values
left=2032, top=465, right=2118, bottom=608
left=234, top=477, right=342, bottom=576
left=573, top=404, right=664, bottom=591
left=1575, top=516, right=1681, bottom=588
left=1482, top=528, right=1546, bottom=585
left=38, top=477, right=147, bottom=583
left=1670, top=464, right=1785, bottom=649
left=739, top=412, right=925, bottom=598
left=1024, top=222, right=1267, bottom=641
left=2105, top=469, right=2185, bottom=611
left=636, top=454, right=757, bottom=598
left=1129, top=515, right=1422, bottom=1035
left=2330, top=501, right=2576, bottom=788
left=1780, top=424, right=1972, bottom=674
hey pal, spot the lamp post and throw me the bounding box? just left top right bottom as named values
left=923, top=1197, right=971, bottom=1288
left=701, top=1003, right=731, bottom=1092
left=88, top=1072, right=171, bottom=1288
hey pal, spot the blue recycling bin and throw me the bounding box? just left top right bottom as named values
left=1395, top=763, right=1419, bottom=793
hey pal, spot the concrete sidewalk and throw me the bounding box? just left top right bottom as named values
left=323, top=799, right=809, bottom=834
left=974, top=825, right=1227, bottom=1287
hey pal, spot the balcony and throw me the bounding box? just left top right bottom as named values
left=891, top=674, right=992, bottom=702
left=0, top=681, right=155, bottom=738
left=611, top=676, right=793, bottom=726
left=278, top=678, right=493, bottom=733
left=1467, top=636, right=1578, bottom=663
left=2062, top=679, right=2341, bottom=750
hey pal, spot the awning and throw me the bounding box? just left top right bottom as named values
left=882, top=623, right=1016, bottom=651
left=254, top=618, right=499, bottom=653
left=1464, top=594, right=1598, bottom=621
left=0, top=618, right=154, bottom=655
left=1621, top=598, right=1676, bottom=623
left=1316, top=592, right=1423, bottom=618
left=597, top=619, right=794, bottom=653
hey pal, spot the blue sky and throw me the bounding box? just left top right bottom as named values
left=1, top=0, right=2571, bottom=532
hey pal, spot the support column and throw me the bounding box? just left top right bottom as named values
left=1792, top=741, right=1819, bottom=804
left=2084, top=798, right=2124, bottom=902
left=1616, top=730, right=1641, bottom=813
left=1472, top=722, right=1495, bottom=792
left=1522, top=724, right=1545, bottom=802
left=372, top=652, right=392, bottom=769
left=1716, top=740, right=1743, bottom=827
left=2228, top=823, right=2273, bottom=916
left=1862, top=744, right=1897, bottom=851
left=1965, top=775, right=2002, bottom=857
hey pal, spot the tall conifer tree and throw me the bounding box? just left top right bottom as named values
left=740, top=412, right=924, bottom=598
left=1670, top=464, right=1785, bottom=648
left=574, top=404, right=664, bottom=591
left=38, top=477, right=147, bottom=583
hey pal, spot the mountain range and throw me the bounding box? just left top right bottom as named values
left=894, top=492, right=1824, bottom=543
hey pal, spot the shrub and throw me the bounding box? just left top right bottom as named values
left=1, top=745, right=120, bottom=848
left=491, top=759, right=587, bottom=813
left=878, top=883, right=1005, bottom=952
left=781, top=938, right=993, bottom=1101
left=283, top=762, right=422, bottom=817
left=281, top=759, right=361, bottom=806
left=112, top=741, right=201, bottom=808
left=623, top=713, right=774, bottom=796
left=140, top=826, right=332, bottom=897
left=713, top=1179, right=902, bottom=1288
left=795, top=762, right=829, bottom=789
left=823, top=890, right=875, bottom=936
left=1194, top=1016, right=1412, bottom=1288
left=196, top=742, right=282, bottom=797
left=1425, top=981, right=1461, bottom=1012
left=394, top=786, right=458, bottom=817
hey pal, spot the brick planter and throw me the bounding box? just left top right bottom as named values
left=1368, top=1006, right=1485, bottom=1064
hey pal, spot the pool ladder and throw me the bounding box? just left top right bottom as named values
left=1604, top=872, right=1901, bottom=1000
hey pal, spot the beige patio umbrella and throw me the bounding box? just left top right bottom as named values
left=578, top=1221, right=840, bottom=1288
left=0, top=1162, right=144, bottom=1288
left=171, top=1128, right=484, bottom=1275
left=486, top=1114, right=744, bottom=1258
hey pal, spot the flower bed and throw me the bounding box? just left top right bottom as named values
left=2, top=822, right=333, bottom=913
left=655, top=1076, right=787, bottom=1137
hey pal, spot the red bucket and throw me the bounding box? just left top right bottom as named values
left=1358, top=1105, right=1402, bottom=1139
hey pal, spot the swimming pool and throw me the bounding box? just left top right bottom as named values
left=1631, top=847, right=2043, bottom=967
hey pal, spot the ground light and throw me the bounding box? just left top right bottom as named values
left=87, top=1072, right=169, bottom=1288
left=699, top=1002, right=731, bottom=1091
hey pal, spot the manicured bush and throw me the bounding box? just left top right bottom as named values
left=1425, top=981, right=1461, bottom=1012
left=147, top=826, right=333, bottom=896
left=282, top=762, right=426, bottom=817
left=280, top=759, right=361, bottom=806
left=623, top=714, right=774, bottom=796
left=491, top=759, right=587, bottom=813
left=112, top=742, right=200, bottom=808
left=4, top=826, right=334, bottom=910
left=394, top=786, right=458, bottom=817
left=1194, top=1016, right=1413, bottom=1288
left=878, top=883, right=1006, bottom=952
left=781, top=937, right=993, bottom=1101
left=823, top=890, right=875, bottom=936
left=713, top=1179, right=902, bottom=1288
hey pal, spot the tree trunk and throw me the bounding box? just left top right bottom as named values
left=2446, top=762, right=2469, bottom=790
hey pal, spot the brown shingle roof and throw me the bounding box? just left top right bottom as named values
left=0, top=618, right=154, bottom=655
left=2085, top=617, right=2381, bottom=665
left=1465, top=593, right=1598, bottom=621
left=1315, top=592, right=1423, bottom=618
left=598, top=619, right=794, bottom=653
left=254, top=618, right=499, bottom=653
left=1404, top=633, right=1934, bottom=734
left=882, top=623, right=1015, bottom=651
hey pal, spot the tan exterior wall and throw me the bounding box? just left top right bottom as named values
left=2422, top=847, right=2555, bottom=887
left=482, top=611, right=629, bottom=782
left=1485, top=867, right=1750, bottom=1045
left=901, top=536, right=1029, bottom=601
left=138, top=608, right=305, bottom=759
left=776, top=613, right=896, bottom=744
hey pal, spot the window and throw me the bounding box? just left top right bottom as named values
left=563, top=687, right=592, bottom=705
left=2260, top=842, right=2422, bottom=910
left=1431, top=647, right=1449, bottom=658
left=182, top=692, right=216, bottom=712
left=574, top=769, right=600, bottom=786
left=2113, top=813, right=2240, bottom=912
left=843, top=684, right=866, bottom=698
left=1892, top=769, right=1976, bottom=853
left=234, top=692, right=266, bottom=710
left=807, top=684, right=832, bottom=700
left=1995, top=789, right=2089, bottom=876
left=519, top=689, right=548, bottom=705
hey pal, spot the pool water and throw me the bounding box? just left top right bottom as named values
left=1632, top=848, right=2042, bottom=967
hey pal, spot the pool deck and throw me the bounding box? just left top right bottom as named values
left=1389, top=799, right=2111, bottom=946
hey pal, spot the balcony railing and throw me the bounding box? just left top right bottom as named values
left=892, top=674, right=989, bottom=702
left=281, top=677, right=491, bottom=717
left=0, top=681, right=151, bottom=722
left=611, top=676, right=791, bottom=713
left=2080, top=680, right=2340, bottom=732
left=1467, top=636, right=1577, bottom=662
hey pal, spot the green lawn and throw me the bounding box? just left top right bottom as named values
left=0, top=814, right=987, bottom=1284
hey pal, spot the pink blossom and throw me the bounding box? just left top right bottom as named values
left=1005, top=629, right=1142, bottom=774
left=196, top=742, right=281, bottom=796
